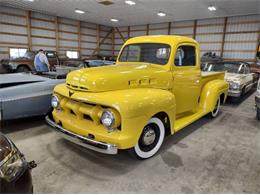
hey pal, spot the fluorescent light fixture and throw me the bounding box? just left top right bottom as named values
left=157, top=11, right=166, bottom=17
left=75, top=9, right=85, bottom=14
left=125, top=0, right=136, bottom=5
left=111, top=18, right=119, bottom=22
left=208, top=5, right=216, bottom=11
left=24, top=0, right=34, bottom=2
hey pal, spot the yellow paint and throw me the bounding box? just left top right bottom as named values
left=51, top=35, right=229, bottom=150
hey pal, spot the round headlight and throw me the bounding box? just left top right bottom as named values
left=51, top=95, right=60, bottom=108
left=101, top=111, right=115, bottom=129
left=229, top=82, right=240, bottom=90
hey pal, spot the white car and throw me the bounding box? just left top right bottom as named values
left=256, top=79, right=260, bottom=120
left=203, top=61, right=258, bottom=101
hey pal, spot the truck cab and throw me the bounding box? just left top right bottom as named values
left=46, top=35, right=229, bottom=159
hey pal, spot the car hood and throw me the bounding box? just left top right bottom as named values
left=225, top=72, right=245, bottom=83
left=0, top=73, right=48, bottom=86
left=66, top=63, right=172, bottom=92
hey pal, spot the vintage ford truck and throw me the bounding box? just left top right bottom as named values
left=46, top=35, right=229, bottom=159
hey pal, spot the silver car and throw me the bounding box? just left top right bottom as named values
left=0, top=72, right=65, bottom=122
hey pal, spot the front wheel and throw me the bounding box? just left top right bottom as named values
left=257, top=108, right=260, bottom=121
left=208, top=97, right=220, bottom=118
left=128, top=117, right=165, bottom=160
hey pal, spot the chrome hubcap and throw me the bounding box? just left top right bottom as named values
left=142, top=128, right=156, bottom=146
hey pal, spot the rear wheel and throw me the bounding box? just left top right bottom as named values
left=128, top=117, right=165, bottom=160
left=17, top=65, right=30, bottom=73
left=257, top=108, right=260, bottom=121
left=209, top=97, right=220, bottom=118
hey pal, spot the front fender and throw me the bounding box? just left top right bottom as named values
left=199, top=80, right=229, bottom=112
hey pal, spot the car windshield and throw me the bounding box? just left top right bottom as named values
left=203, top=63, right=240, bottom=73
left=119, top=43, right=171, bottom=65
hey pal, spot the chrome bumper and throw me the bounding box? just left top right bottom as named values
left=45, top=116, right=118, bottom=155
left=228, top=89, right=241, bottom=97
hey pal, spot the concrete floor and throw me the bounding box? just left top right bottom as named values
left=3, top=91, right=260, bottom=193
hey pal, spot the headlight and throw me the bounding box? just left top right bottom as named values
left=229, top=82, right=240, bottom=90
left=101, top=111, right=115, bottom=132
left=0, top=151, right=26, bottom=182
left=0, top=134, right=26, bottom=182
left=51, top=95, right=60, bottom=108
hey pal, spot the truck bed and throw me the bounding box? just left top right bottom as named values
left=201, top=71, right=225, bottom=87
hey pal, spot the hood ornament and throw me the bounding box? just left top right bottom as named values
left=69, top=91, right=74, bottom=97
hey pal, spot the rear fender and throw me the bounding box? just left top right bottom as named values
left=199, top=80, right=229, bottom=113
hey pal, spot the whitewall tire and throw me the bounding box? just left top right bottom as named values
left=129, top=117, right=165, bottom=160
left=209, top=97, right=220, bottom=118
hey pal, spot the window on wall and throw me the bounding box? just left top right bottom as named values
left=66, top=51, right=79, bottom=59
left=9, top=48, right=27, bottom=59
left=174, top=45, right=196, bottom=66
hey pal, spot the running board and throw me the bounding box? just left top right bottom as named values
left=174, top=109, right=207, bottom=132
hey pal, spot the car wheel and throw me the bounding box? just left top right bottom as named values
left=209, top=97, right=220, bottom=118
left=17, top=66, right=30, bottom=73
left=128, top=117, right=165, bottom=160
left=257, top=108, right=260, bottom=121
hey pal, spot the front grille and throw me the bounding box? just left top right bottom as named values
left=66, top=83, right=88, bottom=91
left=59, top=96, right=103, bottom=125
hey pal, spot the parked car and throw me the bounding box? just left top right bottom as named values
left=256, top=79, right=260, bottom=120
left=0, top=72, right=66, bottom=123
left=0, top=133, right=36, bottom=193
left=202, top=61, right=258, bottom=101
left=85, top=59, right=115, bottom=67
left=0, top=50, right=60, bottom=73
left=46, top=35, right=228, bottom=159
left=201, top=51, right=223, bottom=63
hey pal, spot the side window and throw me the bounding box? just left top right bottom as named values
left=9, top=48, right=27, bottom=59
left=238, top=65, right=245, bottom=74
left=174, top=45, right=196, bottom=66
left=46, top=52, right=56, bottom=58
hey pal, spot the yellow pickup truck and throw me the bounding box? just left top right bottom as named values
left=46, top=35, right=229, bottom=159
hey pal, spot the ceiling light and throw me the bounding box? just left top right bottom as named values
left=157, top=11, right=166, bottom=17
left=125, top=0, right=136, bottom=5
left=75, top=9, right=85, bottom=14
left=208, top=5, right=216, bottom=11
left=24, top=0, right=34, bottom=2
left=111, top=18, right=119, bottom=22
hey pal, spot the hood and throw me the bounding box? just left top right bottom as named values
left=66, top=64, right=172, bottom=92
left=0, top=73, right=48, bottom=86
left=0, top=133, right=12, bottom=163
left=225, top=72, right=245, bottom=83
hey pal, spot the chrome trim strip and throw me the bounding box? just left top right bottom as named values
left=228, top=90, right=241, bottom=97
left=45, top=116, right=118, bottom=155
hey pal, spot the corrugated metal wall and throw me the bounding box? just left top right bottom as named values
left=114, top=14, right=260, bottom=62
left=0, top=5, right=259, bottom=62
left=0, top=6, right=113, bottom=60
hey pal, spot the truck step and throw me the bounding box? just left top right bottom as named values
left=174, top=109, right=206, bottom=132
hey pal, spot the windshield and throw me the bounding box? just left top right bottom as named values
left=119, top=43, right=171, bottom=65
left=203, top=63, right=240, bottom=73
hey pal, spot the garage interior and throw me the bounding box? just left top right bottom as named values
left=0, top=0, right=260, bottom=193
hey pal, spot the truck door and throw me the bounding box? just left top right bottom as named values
left=172, top=44, right=201, bottom=115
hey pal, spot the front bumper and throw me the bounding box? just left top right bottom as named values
left=45, top=115, right=118, bottom=155
left=228, top=89, right=241, bottom=97
left=256, top=96, right=260, bottom=109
